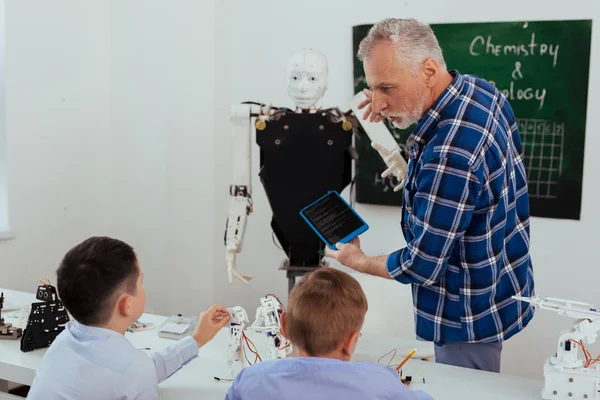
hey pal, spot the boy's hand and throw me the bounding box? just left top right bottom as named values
left=192, top=305, right=231, bottom=348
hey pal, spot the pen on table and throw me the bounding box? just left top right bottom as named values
left=395, top=349, right=416, bottom=371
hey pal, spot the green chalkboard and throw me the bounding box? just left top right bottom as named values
left=353, top=20, right=592, bottom=220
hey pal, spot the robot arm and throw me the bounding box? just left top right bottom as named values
left=514, top=295, right=600, bottom=369
left=349, top=92, right=408, bottom=192
left=225, top=104, right=265, bottom=284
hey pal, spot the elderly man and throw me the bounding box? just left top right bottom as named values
left=326, top=18, right=535, bottom=373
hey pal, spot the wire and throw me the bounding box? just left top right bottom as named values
left=241, top=335, right=252, bottom=365
left=276, top=333, right=291, bottom=350
left=569, top=339, right=600, bottom=368
left=129, top=321, right=155, bottom=332
left=265, top=293, right=285, bottom=313
left=242, top=332, right=262, bottom=363
left=378, top=349, right=397, bottom=366
left=39, top=277, right=51, bottom=286
left=214, top=377, right=233, bottom=382
left=389, top=356, right=427, bottom=384
left=407, top=361, right=426, bottom=383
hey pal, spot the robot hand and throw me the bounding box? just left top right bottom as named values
left=226, top=250, right=253, bottom=285
left=371, top=142, right=407, bottom=192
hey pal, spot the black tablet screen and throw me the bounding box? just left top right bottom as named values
left=302, top=193, right=365, bottom=245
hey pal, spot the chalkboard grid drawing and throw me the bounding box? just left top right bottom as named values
left=518, top=118, right=564, bottom=200
left=352, top=20, right=592, bottom=220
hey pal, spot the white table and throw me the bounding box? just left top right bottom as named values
left=0, top=288, right=545, bottom=399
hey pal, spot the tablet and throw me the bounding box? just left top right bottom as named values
left=299, top=191, right=369, bottom=250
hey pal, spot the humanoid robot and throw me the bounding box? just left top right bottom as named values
left=224, top=48, right=407, bottom=290
left=224, top=306, right=250, bottom=378
left=224, top=295, right=291, bottom=378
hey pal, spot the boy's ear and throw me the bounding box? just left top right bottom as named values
left=280, top=311, right=288, bottom=338
left=341, top=331, right=361, bottom=359
left=115, top=293, right=133, bottom=318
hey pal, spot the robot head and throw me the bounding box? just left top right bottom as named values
left=287, top=48, right=328, bottom=110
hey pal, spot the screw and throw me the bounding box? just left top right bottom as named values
left=553, top=391, right=557, bottom=395
left=584, top=395, right=588, bottom=399
left=327, top=140, right=333, bottom=145
left=284, top=125, right=289, bottom=130
left=569, top=378, right=574, bottom=382
left=319, top=125, right=324, bottom=131
left=275, top=139, right=281, bottom=145
left=568, top=393, right=572, bottom=397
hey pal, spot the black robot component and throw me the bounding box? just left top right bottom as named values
left=256, top=108, right=355, bottom=290
left=20, top=281, right=70, bottom=352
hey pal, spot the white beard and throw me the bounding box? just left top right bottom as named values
left=382, top=93, right=427, bottom=130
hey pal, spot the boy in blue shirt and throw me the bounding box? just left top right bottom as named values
left=225, top=268, right=433, bottom=400
left=28, top=236, right=230, bottom=399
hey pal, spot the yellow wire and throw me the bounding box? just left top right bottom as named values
left=391, top=355, right=426, bottom=380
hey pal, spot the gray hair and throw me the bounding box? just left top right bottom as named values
left=357, top=18, right=446, bottom=73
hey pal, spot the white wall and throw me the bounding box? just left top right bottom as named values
left=0, top=0, right=217, bottom=319
left=0, top=0, right=112, bottom=289
left=213, top=0, right=600, bottom=380
left=1, top=0, right=599, bottom=383
left=0, top=0, right=7, bottom=234
left=109, top=0, right=217, bottom=317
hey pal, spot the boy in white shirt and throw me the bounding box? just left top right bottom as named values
left=28, top=236, right=230, bottom=399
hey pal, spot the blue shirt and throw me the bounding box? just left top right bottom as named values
left=225, top=357, right=433, bottom=400
left=387, top=70, right=535, bottom=343
left=28, top=321, right=199, bottom=399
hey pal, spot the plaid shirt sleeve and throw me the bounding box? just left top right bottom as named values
left=387, top=154, right=482, bottom=285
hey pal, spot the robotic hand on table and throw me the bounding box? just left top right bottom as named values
left=223, top=48, right=407, bottom=287
left=514, top=295, right=600, bottom=399
left=224, top=295, right=291, bottom=378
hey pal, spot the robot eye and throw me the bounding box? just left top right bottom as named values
left=293, top=76, right=298, bottom=80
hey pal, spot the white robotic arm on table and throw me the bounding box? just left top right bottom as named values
left=514, top=295, right=600, bottom=399
left=224, top=49, right=408, bottom=285
left=225, top=295, right=291, bottom=377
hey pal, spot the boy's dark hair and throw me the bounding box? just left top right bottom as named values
left=286, top=268, right=368, bottom=356
left=56, top=236, right=139, bottom=326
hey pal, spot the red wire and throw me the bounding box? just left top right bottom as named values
left=570, top=339, right=596, bottom=368
left=243, top=332, right=262, bottom=363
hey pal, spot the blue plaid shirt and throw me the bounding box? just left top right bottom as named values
left=387, top=70, right=535, bottom=343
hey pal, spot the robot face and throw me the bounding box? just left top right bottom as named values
left=287, top=49, right=328, bottom=110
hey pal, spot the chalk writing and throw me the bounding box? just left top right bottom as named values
left=469, top=33, right=560, bottom=67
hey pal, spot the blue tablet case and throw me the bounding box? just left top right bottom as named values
left=299, top=191, right=369, bottom=250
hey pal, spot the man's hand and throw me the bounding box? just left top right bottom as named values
left=325, top=237, right=394, bottom=280
left=324, top=237, right=367, bottom=272
left=192, top=305, right=231, bottom=348
left=357, top=89, right=384, bottom=123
